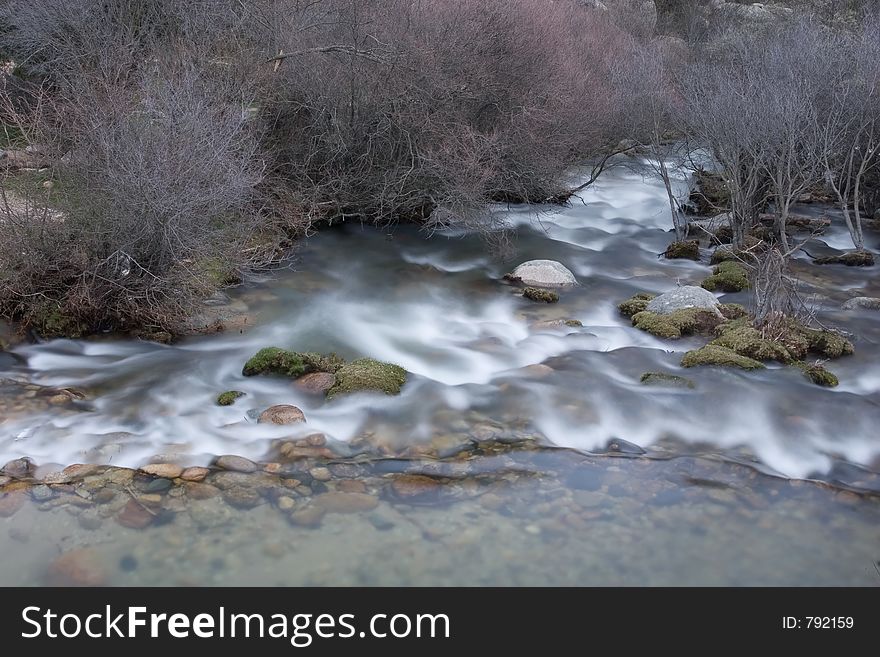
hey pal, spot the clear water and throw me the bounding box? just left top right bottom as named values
left=1, top=160, right=879, bottom=586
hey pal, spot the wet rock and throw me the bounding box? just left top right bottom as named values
left=327, top=359, right=407, bottom=398
left=0, top=475, right=10, bottom=487
left=279, top=443, right=335, bottom=460
left=566, top=465, right=604, bottom=491
left=631, top=308, right=726, bottom=339
left=801, top=363, right=839, bottom=388
left=1, top=457, right=35, bottom=478
left=639, top=372, right=695, bottom=388
left=646, top=286, right=720, bottom=315
left=336, top=479, right=367, bottom=493
left=314, top=491, right=379, bottom=513
left=258, top=404, right=306, bottom=425
left=117, top=499, right=155, bottom=529
left=92, top=489, right=117, bottom=504
left=842, top=297, right=880, bottom=311
left=681, top=345, right=765, bottom=370
left=209, top=471, right=258, bottom=489
left=144, top=478, right=172, bottom=493
left=522, top=287, right=559, bottom=303
left=701, top=261, right=749, bottom=293
left=617, top=293, right=656, bottom=318
left=288, top=505, right=326, bottom=527
left=309, top=467, right=332, bottom=482
left=663, top=240, right=700, bottom=260
left=294, top=372, right=337, bottom=395
left=530, top=318, right=583, bottom=330
left=138, top=493, right=163, bottom=507
left=277, top=496, right=297, bottom=511
left=216, top=390, right=245, bottom=406
left=0, top=492, right=25, bottom=517
left=30, top=485, right=55, bottom=502
left=180, top=467, right=210, bottom=482
left=78, top=509, right=103, bottom=530
left=601, top=438, right=646, bottom=455
left=813, top=251, right=874, bottom=267
left=46, top=549, right=107, bottom=586
left=505, top=260, right=578, bottom=287
left=223, top=486, right=262, bottom=509
left=388, top=474, right=444, bottom=502
left=140, top=463, right=183, bottom=479
left=185, top=482, right=220, bottom=500
left=214, top=455, right=258, bottom=473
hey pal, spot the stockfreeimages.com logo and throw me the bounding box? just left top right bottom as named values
left=22, top=606, right=451, bottom=646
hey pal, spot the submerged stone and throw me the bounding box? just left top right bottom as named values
left=216, top=390, right=245, bottom=406
left=326, top=358, right=407, bottom=398
left=639, top=372, right=696, bottom=388
left=258, top=404, right=307, bottom=425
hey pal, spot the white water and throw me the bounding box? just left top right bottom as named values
left=2, top=159, right=879, bottom=481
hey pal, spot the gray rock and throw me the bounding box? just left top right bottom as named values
left=506, top=260, right=577, bottom=287
left=842, top=297, right=880, bottom=311
left=214, top=455, right=258, bottom=473
left=645, top=286, right=721, bottom=315
left=1, top=458, right=34, bottom=478
left=30, top=485, right=55, bottom=502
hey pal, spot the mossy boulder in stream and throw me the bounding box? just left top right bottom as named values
left=523, top=287, right=559, bottom=303
left=639, top=372, right=696, bottom=388
left=631, top=308, right=726, bottom=339
left=242, top=348, right=344, bottom=378
left=802, top=328, right=854, bottom=359
left=710, top=322, right=797, bottom=363
left=617, top=293, right=656, bottom=318
left=701, top=261, right=749, bottom=293
left=327, top=358, right=407, bottom=398
left=662, top=240, right=700, bottom=260
left=799, top=363, right=839, bottom=387
left=681, top=345, right=765, bottom=370
left=217, top=391, right=245, bottom=406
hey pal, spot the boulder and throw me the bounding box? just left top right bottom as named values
left=326, top=359, right=407, bottom=398
left=505, top=260, right=577, bottom=287
left=258, top=404, right=306, bottom=425
left=842, top=297, right=880, bottom=311
left=645, top=286, right=721, bottom=315
left=294, top=372, right=337, bottom=395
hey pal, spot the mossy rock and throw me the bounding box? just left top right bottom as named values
left=523, top=287, right=559, bottom=303
left=812, top=251, right=875, bottom=267
left=802, top=328, right=853, bottom=359
left=639, top=372, right=696, bottom=388
left=701, top=261, right=749, bottom=293
left=243, top=348, right=308, bottom=377
left=242, top=348, right=344, bottom=378
left=617, top=293, right=656, bottom=318
left=631, top=308, right=726, bottom=339
left=564, top=319, right=583, bottom=327
left=681, top=345, right=765, bottom=370
left=688, top=169, right=730, bottom=216
left=718, top=303, right=748, bottom=320
left=217, top=390, right=245, bottom=406
left=799, top=363, right=839, bottom=387
left=710, top=324, right=795, bottom=363
left=326, top=358, right=407, bottom=398
left=662, top=240, right=700, bottom=260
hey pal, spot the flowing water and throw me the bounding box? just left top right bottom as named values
left=1, top=160, right=879, bottom=586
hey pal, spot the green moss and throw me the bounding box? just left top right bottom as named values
left=617, top=293, right=656, bottom=318
left=701, top=261, right=749, bottom=293
left=688, top=169, right=730, bottom=215
left=718, top=303, right=748, bottom=320
left=710, top=324, right=794, bottom=363
left=663, top=240, right=700, bottom=260
left=217, top=390, right=245, bottom=406
left=813, top=251, right=874, bottom=267
left=639, top=372, right=696, bottom=388
left=803, top=328, right=854, bottom=359
left=242, top=348, right=307, bottom=378
left=523, top=287, right=559, bottom=303
left=326, top=358, right=407, bottom=398
left=198, top=257, right=242, bottom=287
left=299, top=352, right=345, bottom=374
left=798, top=363, right=839, bottom=387
left=631, top=308, right=725, bottom=339
left=242, top=348, right=345, bottom=378
left=680, top=345, right=765, bottom=370
left=30, top=302, right=85, bottom=339
left=564, top=319, right=583, bottom=327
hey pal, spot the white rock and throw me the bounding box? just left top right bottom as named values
left=507, top=260, right=577, bottom=287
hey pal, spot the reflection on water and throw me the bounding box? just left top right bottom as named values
left=1, top=160, right=880, bottom=585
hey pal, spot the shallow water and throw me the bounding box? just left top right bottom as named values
left=1, top=159, right=879, bottom=585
